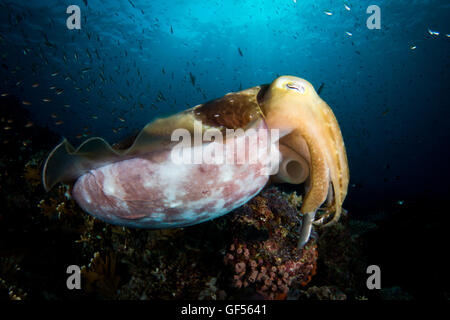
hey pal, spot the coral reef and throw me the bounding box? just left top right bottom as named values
left=81, top=251, right=121, bottom=299
left=223, top=188, right=318, bottom=299
left=298, top=285, right=347, bottom=300
left=313, top=211, right=368, bottom=299
left=0, top=256, right=27, bottom=300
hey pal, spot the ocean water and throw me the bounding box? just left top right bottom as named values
left=0, top=0, right=449, bottom=302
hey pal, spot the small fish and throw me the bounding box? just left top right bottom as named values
left=31, top=82, right=39, bottom=88
left=157, top=90, right=166, bottom=101
left=22, top=100, right=32, bottom=106
left=317, top=83, right=325, bottom=95
left=323, top=11, right=333, bottom=16
left=410, top=45, right=417, bottom=50
left=81, top=67, right=92, bottom=73
left=55, top=120, right=64, bottom=125
left=91, top=115, right=98, bottom=119
left=397, top=200, right=404, bottom=205
left=16, top=80, right=23, bottom=86
left=118, top=117, right=125, bottom=122
left=171, top=25, right=173, bottom=34
left=55, top=88, right=64, bottom=95
left=3, top=126, right=12, bottom=130
left=42, top=32, right=55, bottom=48
left=238, top=47, right=243, bottom=57
left=128, top=0, right=136, bottom=8
left=49, top=86, right=56, bottom=90
left=344, top=3, right=351, bottom=11
left=345, top=31, right=352, bottom=36
left=42, top=98, right=52, bottom=102
left=51, top=113, right=58, bottom=118
left=51, top=71, right=59, bottom=77
left=25, top=121, right=33, bottom=128
left=189, top=72, right=196, bottom=86
left=64, top=104, right=71, bottom=108
left=1, top=93, right=9, bottom=97
left=428, top=29, right=439, bottom=36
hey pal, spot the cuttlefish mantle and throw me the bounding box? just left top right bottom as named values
left=42, top=76, right=349, bottom=248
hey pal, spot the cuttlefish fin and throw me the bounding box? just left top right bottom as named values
left=42, top=112, right=196, bottom=191
left=42, top=137, right=121, bottom=191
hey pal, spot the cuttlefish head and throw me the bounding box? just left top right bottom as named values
left=259, top=76, right=349, bottom=247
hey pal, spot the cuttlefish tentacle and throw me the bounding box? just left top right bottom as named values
left=259, top=76, right=349, bottom=248
left=281, top=128, right=332, bottom=249
left=309, top=95, right=349, bottom=228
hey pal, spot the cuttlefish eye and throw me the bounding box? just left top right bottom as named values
left=285, top=81, right=306, bottom=94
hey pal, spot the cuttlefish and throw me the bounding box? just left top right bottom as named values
left=42, top=76, right=349, bottom=248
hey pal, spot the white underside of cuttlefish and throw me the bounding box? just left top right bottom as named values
left=72, top=120, right=279, bottom=228
left=42, top=76, right=349, bottom=247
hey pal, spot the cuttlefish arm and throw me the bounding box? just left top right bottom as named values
left=259, top=76, right=349, bottom=248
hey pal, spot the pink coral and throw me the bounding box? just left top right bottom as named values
left=223, top=187, right=319, bottom=300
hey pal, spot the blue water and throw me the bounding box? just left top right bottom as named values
left=1, top=0, right=449, bottom=212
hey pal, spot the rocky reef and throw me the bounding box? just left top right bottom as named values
left=223, top=188, right=318, bottom=300
left=0, top=95, right=370, bottom=300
